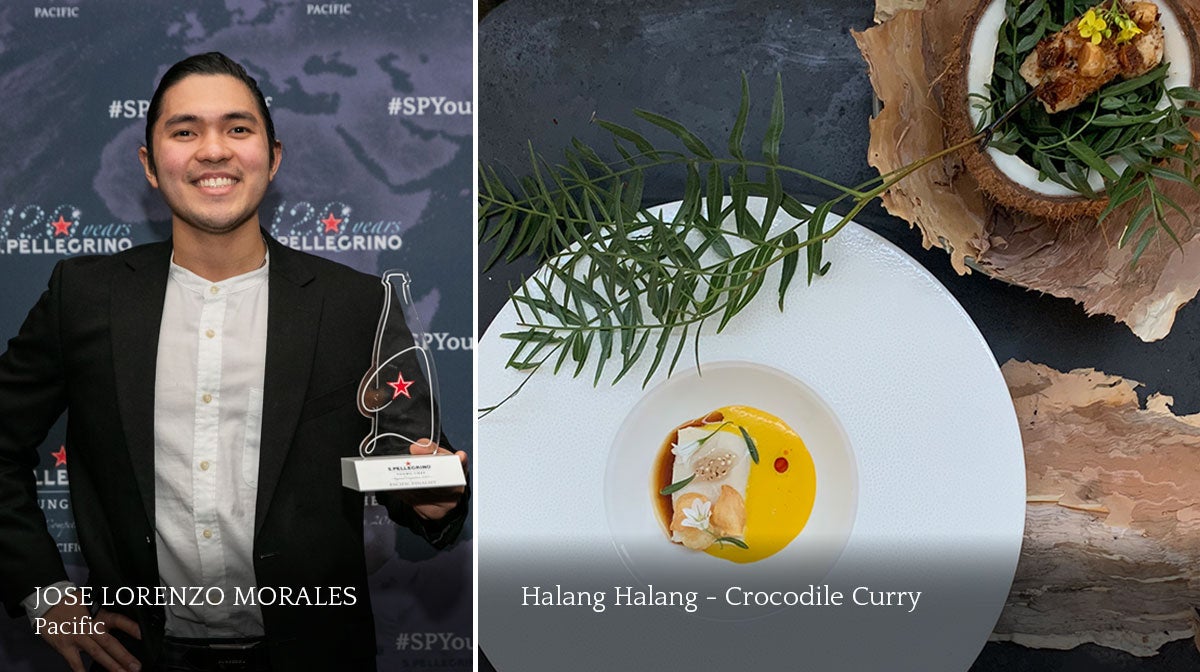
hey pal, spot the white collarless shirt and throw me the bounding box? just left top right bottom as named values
left=153, top=254, right=269, bottom=637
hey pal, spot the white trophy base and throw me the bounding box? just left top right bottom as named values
left=341, top=454, right=466, bottom=491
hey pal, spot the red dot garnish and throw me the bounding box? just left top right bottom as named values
left=774, top=457, right=789, bottom=473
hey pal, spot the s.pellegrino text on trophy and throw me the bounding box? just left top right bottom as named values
left=341, top=271, right=465, bottom=491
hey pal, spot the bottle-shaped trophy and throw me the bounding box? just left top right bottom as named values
left=341, top=271, right=465, bottom=491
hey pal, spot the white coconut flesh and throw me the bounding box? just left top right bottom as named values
left=967, top=0, right=1194, bottom=197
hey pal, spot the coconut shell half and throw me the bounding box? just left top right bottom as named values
left=943, top=0, right=1200, bottom=221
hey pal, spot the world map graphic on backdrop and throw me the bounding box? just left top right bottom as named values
left=0, top=2, right=472, bottom=670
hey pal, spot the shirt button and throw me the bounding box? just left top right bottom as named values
left=210, top=286, right=220, bottom=295
left=200, top=460, right=210, bottom=471
left=202, top=393, right=212, bottom=404
left=202, top=529, right=213, bottom=539
left=205, top=329, right=216, bottom=339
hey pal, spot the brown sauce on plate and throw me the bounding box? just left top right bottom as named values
left=652, top=410, right=724, bottom=535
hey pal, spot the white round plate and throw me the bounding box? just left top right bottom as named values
left=478, top=198, right=1025, bottom=671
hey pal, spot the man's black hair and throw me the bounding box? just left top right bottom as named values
left=143, top=52, right=276, bottom=169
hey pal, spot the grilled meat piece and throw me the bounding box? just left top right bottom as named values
left=1019, top=1, right=1164, bottom=114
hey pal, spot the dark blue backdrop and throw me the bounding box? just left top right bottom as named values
left=0, top=1, right=473, bottom=670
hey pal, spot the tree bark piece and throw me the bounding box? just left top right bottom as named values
left=996, top=360, right=1200, bottom=656
left=873, top=0, right=926, bottom=24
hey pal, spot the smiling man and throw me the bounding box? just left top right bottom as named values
left=0, top=52, right=466, bottom=672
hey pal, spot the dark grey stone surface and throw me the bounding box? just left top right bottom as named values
left=478, top=1, right=1200, bottom=670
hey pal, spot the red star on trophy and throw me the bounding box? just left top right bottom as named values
left=321, top=213, right=342, bottom=233
left=51, top=445, right=67, bottom=467
left=387, top=372, right=414, bottom=399
left=51, top=216, right=72, bottom=237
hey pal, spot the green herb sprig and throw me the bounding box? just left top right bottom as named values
left=737, top=425, right=759, bottom=464
left=713, top=537, right=749, bottom=549
left=660, top=474, right=695, bottom=496
left=973, top=0, right=1200, bottom=261
left=479, top=75, right=987, bottom=414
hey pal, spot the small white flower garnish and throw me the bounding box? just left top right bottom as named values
left=673, top=422, right=728, bottom=462
left=672, top=437, right=702, bottom=462
left=680, top=499, right=712, bottom=530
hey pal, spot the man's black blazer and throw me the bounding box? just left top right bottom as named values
left=0, top=233, right=462, bottom=670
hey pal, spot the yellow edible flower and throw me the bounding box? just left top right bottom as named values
left=1077, top=9, right=1109, bottom=45
left=1114, top=16, right=1142, bottom=44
